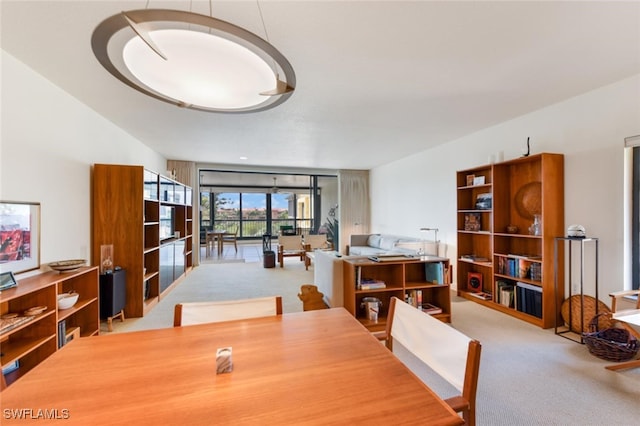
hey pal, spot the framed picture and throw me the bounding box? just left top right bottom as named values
left=467, top=272, right=483, bottom=293
left=473, top=176, right=485, bottom=186
left=464, top=213, right=481, bottom=231
left=475, top=193, right=492, bottom=210
left=0, top=201, right=41, bottom=274
left=0, top=271, right=18, bottom=290
left=466, top=174, right=475, bottom=186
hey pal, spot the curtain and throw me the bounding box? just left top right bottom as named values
left=166, top=160, right=195, bottom=187
left=338, top=170, right=370, bottom=254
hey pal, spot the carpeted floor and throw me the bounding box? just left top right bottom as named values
left=104, top=260, right=639, bottom=425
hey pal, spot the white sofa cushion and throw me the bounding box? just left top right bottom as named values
left=367, top=234, right=382, bottom=248
left=379, top=236, right=399, bottom=251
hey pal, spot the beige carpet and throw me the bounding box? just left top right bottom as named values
left=106, top=260, right=308, bottom=333
left=104, top=261, right=639, bottom=425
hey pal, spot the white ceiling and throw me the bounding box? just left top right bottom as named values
left=2, top=1, right=639, bottom=171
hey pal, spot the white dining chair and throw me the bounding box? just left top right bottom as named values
left=173, top=296, right=283, bottom=327
left=379, top=297, right=482, bottom=425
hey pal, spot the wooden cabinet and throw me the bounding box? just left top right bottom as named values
left=343, top=257, right=452, bottom=332
left=1, top=267, right=99, bottom=388
left=92, top=164, right=193, bottom=318
left=456, top=153, right=564, bottom=328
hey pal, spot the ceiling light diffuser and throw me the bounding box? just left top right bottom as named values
left=91, top=9, right=295, bottom=113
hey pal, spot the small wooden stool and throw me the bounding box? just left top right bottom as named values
left=298, top=284, right=329, bottom=311
left=106, top=309, right=125, bottom=332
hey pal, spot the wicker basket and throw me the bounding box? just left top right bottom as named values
left=583, top=313, right=639, bottom=362
left=560, top=295, right=612, bottom=333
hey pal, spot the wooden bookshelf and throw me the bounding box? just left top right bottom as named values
left=92, top=164, right=193, bottom=318
left=1, top=267, right=99, bottom=388
left=456, top=153, right=564, bottom=328
left=343, top=257, right=452, bottom=332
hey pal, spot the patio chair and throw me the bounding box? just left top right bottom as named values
left=303, top=234, right=329, bottom=252
left=605, top=289, right=640, bottom=371
left=277, top=235, right=305, bottom=268
left=221, top=229, right=238, bottom=252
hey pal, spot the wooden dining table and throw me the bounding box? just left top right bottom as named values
left=205, top=229, right=226, bottom=257
left=0, top=308, right=463, bottom=425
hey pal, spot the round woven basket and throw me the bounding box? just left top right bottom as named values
left=560, top=295, right=612, bottom=333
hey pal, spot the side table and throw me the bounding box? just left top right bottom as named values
left=554, top=237, right=599, bottom=343
left=100, top=269, right=127, bottom=331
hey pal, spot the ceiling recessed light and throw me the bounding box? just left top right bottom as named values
left=239, top=156, right=248, bottom=160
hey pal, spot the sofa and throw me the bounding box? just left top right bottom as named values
left=346, top=234, right=423, bottom=256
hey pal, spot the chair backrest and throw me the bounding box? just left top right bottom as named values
left=385, top=297, right=481, bottom=425
left=304, top=234, right=328, bottom=250
left=279, top=235, right=303, bottom=251
left=610, top=290, right=640, bottom=312
left=174, top=296, right=283, bottom=327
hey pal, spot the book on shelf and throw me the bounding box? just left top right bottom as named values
left=0, top=315, right=34, bottom=335
left=359, top=279, right=386, bottom=290
left=460, top=254, right=490, bottom=263
left=368, top=254, right=415, bottom=262
left=507, top=253, right=542, bottom=261
left=405, top=289, right=423, bottom=307
left=420, top=302, right=442, bottom=315
left=424, top=262, right=445, bottom=284
left=468, top=291, right=492, bottom=301
left=516, top=282, right=542, bottom=318
left=498, top=256, right=533, bottom=280
left=57, top=320, right=69, bottom=349
left=496, top=280, right=515, bottom=308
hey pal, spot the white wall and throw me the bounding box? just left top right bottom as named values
left=370, top=74, right=640, bottom=298
left=1, top=51, right=166, bottom=275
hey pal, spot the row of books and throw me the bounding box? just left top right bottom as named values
left=516, top=282, right=543, bottom=318
left=355, top=266, right=387, bottom=289
left=405, top=290, right=442, bottom=314
left=425, top=262, right=447, bottom=285
left=57, top=321, right=67, bottom=349
left=494, top=280, right=543, bottom=318
left=354, top=261, right=448, bottom=289
left=496, top=280, right=515, bottom=308
left=496, top=256, right=541, bottom=281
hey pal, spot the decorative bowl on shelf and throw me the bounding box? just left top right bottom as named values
left=25, top=306, right=48, bottom=316
left=49, top=259, right=86, bottom=272
left=506, top=225, right=519, bottom=234
left=57, top=292, right=79, bottom=310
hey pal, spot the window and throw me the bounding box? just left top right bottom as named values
left=199, top=171, right=337, bottom=240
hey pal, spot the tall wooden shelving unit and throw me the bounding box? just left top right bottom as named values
left=343, top=257, right=452, bottom=332
left=456, top=153, right=564, bottom=329
left=92, top=164, right=193, bottom=318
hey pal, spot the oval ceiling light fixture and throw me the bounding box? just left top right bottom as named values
left=91, top=9, right=295, bottom=113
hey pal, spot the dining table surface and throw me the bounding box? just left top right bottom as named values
left=0, top=308, right=463, bottom=425
left=205, top=229, right=227, bottom=256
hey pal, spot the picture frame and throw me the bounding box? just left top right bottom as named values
left=473, top=176, right=485, bottom=186
left=0, top=271, right=18, bottom=290
left=466, top=174, right=475, bottom=186
left=0, top=201, right=41, bottom=274
left=464, top=213, right=482, bottom=232
left=475, top=193, right=492, bottom=210
left=467, top=272, right=483, bottom=293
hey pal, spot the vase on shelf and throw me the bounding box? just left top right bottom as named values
left=529, top=214, right=542, bottom=236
